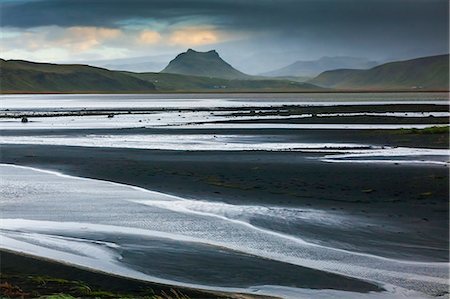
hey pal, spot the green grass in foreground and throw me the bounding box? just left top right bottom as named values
left=1, top=274, right=191, bottom=299
left=396, top=126, right=449, bottom=135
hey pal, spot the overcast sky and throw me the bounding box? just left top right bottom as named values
left=1, top=0, right=448, bottom=73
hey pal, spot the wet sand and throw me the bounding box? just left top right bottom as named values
left=1, top=140, right=448, bottom=262
left=1, top=94, right=448, bottom=298
left=0, top=164, right=388, bottom=297
left=0, top=249, right=271, bottom=299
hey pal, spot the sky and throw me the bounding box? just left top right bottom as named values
left=0, top=0, right=449, bottom=73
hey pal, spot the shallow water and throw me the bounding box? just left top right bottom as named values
left=1, top=93, right=449, bottom=298
left=0, top=134, right=448, bottom=166
left=1, top=92, right=449, bottom=110
left=0, top=164, right=448, bottom=299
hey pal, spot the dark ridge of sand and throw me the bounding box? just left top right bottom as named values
left=212, top=115, right=449, bottom=125
left=0, top=103, right=448, bottom=117
left=0, top=249, right=276, bottom=299
left=224, top=104, right=450, bottom=116
left=1, top=143, right=448, bottom=262
left=1, top=126, right=448, bottom=149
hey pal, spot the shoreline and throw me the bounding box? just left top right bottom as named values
left=0, top=249, right=274, bottom=299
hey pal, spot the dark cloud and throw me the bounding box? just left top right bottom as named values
left=1, top=0, right=448, bottom=33
left=0, top=0, right=255, bottom=28
left=0, top=0, right=448, bottom=65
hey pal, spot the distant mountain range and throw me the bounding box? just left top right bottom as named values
left=262, top=56, right=378, bottom=77
left=83, top=54, right=174, bottom=72
left=0, top=54, right=320, bottom=93
left=309, top=54, right=449, bottom=90
left=161, top=49, right=251, bottom=80
left=1, top=51, right=448, bottom=93
left=100, top=61, right=167, bottom=73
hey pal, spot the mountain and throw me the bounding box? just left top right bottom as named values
left=3, top=54, right=447, bottom=93
left=0, top=59, right=156, bottom=93
left=0, top=58, right=323, bottom=93
left=262, top=56, right=378, bottom=77
left=309, top=54, right=449, bottom=90
left=161, top=49, right=250, bottom=79
left=220, top=50, right=309, bottom=75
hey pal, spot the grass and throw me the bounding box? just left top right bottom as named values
left=40, top=295, right=77, bottom=299
left=1, top=59, right=158, bottom=93
left=0, top=274, right=191, bottom=299
left=0, top=281, right=30, bottom=298
left=309, top=54, right=449, bottom=90
left=396, top=126, right=449, bottom=135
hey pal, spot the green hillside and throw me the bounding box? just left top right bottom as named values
left=0, top=59, right=156, bottom=93
left=125, top=71, right=321, bottom=92
left=309, top=54, right=449, bottom=90
left=0, top=58, right=322, bottom=93
left=161, top=49, right=250, bottom=79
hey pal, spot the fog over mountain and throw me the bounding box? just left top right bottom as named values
left=262, top=56, right=379, bottom=77
left=78, top=53, right=177, bottom=72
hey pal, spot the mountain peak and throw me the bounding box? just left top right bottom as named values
left=161, top=49, right=249, bottom=79
left=185, top=49, right=219, bottom=56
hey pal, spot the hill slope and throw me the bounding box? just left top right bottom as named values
left=0, top=59, right=156, bottom=93
left=0, top=58, right=323, bottom=93
left=309, top=54, right=449, bottom=90
left=161, top=49, right=250, bottom=79
left=262, top=56, right=378, bottom=77
left=125, top=72, right=321, bottom=92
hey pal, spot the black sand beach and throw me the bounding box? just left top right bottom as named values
left=1, top=137, right=448, bottom=261
left=1, top=95, right=449, bottom=298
